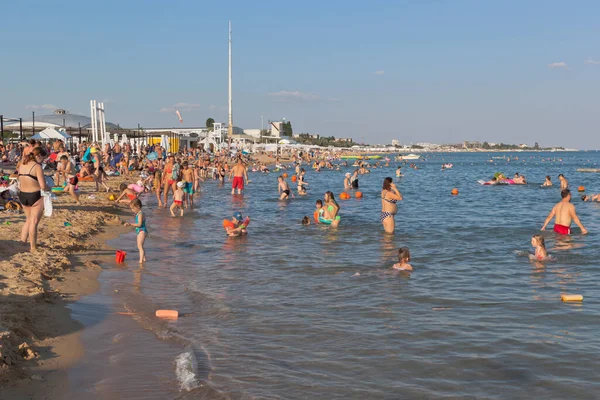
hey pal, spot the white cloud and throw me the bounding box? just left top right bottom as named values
left=585, top=59, right=600, bottom=65
left=159, top=102, right=202, bottom=112
left=25, top=104, right=57, bottom=110
left=548, top=62, right=567, bottom=69
left=374, top=70, right=385, bottom=75
left=268, top=91, right=320, bottom=102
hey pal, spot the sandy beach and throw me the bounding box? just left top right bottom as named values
left=0, top=174, right=132, bottom=395
left=0, top=154, right=292, bottom=394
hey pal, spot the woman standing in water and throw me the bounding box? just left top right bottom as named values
left=380, top=177, right=402, bottom=233
left=321, top=191, right=341, bottom=227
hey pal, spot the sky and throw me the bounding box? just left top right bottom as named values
left=1, top=0, right=599, bottom=149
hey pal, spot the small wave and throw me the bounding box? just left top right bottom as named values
left=175, top=348, right=201, bottom=391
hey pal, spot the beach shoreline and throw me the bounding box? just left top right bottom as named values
left=0, top=177, right=130, bottom=395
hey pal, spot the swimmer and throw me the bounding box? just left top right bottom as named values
left=297, top=168, right=308, bottom=195
left=483, top=177, right=498, bottom=185
left=530, top=234, right=548, bottom=261
left=558, top=174, right=568, bottom=190
left=344, top=172, right=352, bottom=190
left=395, top=166, right=403, bottom=177
left=582, top=194, right=600, bottom=202
left=381, top=177, right=403, bottom=233
left=301, top=216, right=311, bottom=225
left=541, top=189, right=588, bottom=235
left=320, top=191, right=341, bottom=227
left=123, top=199, right=147, bottom=263
left=542, top=175, right=552, bottom=187
left=392, top=247, right=413, bottom=271
left=170, top=181, right=185, bottom=217
left=314, top=199, right=324, bottom=223
left=225, top=211, right=248, bottom=236
left=278, top=175, right=294, bottom=200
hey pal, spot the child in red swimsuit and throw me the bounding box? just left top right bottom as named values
left=170, top=181, right=185, bottom=217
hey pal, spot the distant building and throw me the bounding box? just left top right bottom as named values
left=243, top=129, right=261, bottom=138
left=391, top=139, right=401, bottom=146
left=519, top=143, right=528, bottom=149
left=463, top=141, right=482, bottom=149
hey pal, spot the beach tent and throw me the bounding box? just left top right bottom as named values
left=278, top=138, right=296, bottom=145
left=31, top=127, right=71, bottom=140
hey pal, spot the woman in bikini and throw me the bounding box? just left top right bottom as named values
left=381, top=177, right=403, bottom=233
left=162, top=154, right=176, bottom=208
left=17, top=147, right=50, bottom=252
left=321, top=191, right=341, bottom=227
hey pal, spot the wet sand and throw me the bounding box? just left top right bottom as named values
left=0, top=176, right=130, bottom=396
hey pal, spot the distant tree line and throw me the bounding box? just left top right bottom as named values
left=295, top=133, right=357, bottom=148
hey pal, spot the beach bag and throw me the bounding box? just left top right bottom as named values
left=172, top=163, right=181, bottom=180
left=42, top=192, right=53, bottom=217
left=82, top=147, right=92, bottom=162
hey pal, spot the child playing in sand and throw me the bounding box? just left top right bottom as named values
left=124, top=199, right=147, bottom=263
left=392, top=247, right=413, bottom=271
left=170, top=181, right=185, bottom=217
left=530, top=234, right=548, bottom=261
left=225, top=211, right=249, bottom=236
left=115, top=183, right=138, bottom=204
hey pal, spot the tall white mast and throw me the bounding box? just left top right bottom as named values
left=227, top=20, right=233, bottom=146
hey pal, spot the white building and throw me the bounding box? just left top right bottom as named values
left=243, top=129, right=261, bottom=138
left=391, top=139, right=400, bottom=146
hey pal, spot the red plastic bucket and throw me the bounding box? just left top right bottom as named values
left=116, top=250, right=127, bottom=263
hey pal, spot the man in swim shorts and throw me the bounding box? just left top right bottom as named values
left=230, top=157, right=248, bottom=195
left=541, top=189, right=588, bottom=235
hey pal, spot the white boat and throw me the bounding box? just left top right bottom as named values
left=398, top=153, right=421, bottom=160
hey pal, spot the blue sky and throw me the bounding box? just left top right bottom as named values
left=2, top=0, right=599, bottom=148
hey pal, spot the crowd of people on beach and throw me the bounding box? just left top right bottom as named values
left=1, top=138, right=596, bottom=269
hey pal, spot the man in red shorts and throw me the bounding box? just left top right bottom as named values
left=541, top=189, right=588, bottom=235
left=229, top=156, right=248, bottom=195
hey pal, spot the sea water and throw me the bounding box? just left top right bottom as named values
left=67, top=151, right=600, bottom=399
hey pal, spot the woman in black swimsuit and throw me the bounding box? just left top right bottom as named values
left=18, top=147, right=49, bottom=252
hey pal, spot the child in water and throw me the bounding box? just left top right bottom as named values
left=314, top=199, right=323, bottom=223
left=123, top=199, right=147, bottom=263
left=542, top=176, right=552, bottom=187
left=392, top=247, right=413, bottom=271
left=301, top=216, right=311, bottom=225
left=225, top=211, right=248, bottom=236
left=278, top=175, right=294, bottom=200
left=170, top=181, right=185, bottom=217
left=115, top=182, right=138, bottom=204
left=530, top=234, right=548, bottom=261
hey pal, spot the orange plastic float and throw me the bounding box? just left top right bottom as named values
left=291, top=175, right=297, bottom=182
left=340, top=192, right=350, bottom=200
left=355, top=191, right=363, bottom=199
left=283, top=172, right=288, bottom=178
left=578, top=186, right=585, bottom=192
left=451, top=188, right=459, bottom=196
left=155, top=310, right=179, bottom=319
left=561, top=294, right=583, bottom=302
